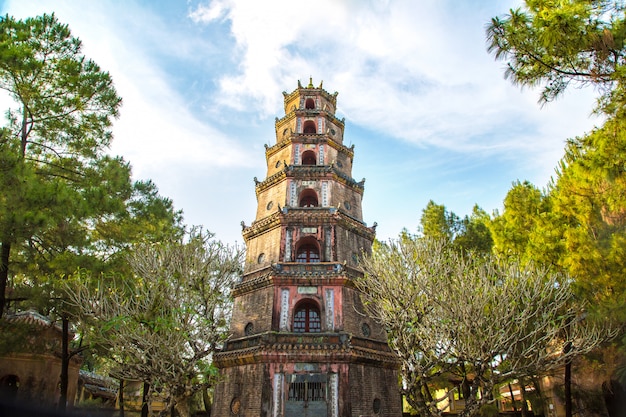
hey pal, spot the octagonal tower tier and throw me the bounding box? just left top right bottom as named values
left=212, top=80, right=402, bottom=417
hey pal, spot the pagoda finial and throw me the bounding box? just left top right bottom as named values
left=308, top=77, right=314, bottom=88
left=298, top=80, right=302, bottom=88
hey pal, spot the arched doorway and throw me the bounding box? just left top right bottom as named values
left=0, top=375, right=19, bottom=402
left=299, top=189, right=318, bottom=207
left=303, top=120, right=316, bottom=134
left=301, top=150, right=316, bottom=165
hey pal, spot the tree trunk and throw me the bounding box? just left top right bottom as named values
left=58, top=316, right=70, bottom=412
left=118, top=379, right=125, bottom=417
left=0, top=242, right=11, bottom=319
left=530, top=376, right=546, bottom=416
left=507, top=382, right=518, bottom=412
left=141, top=382, right=150, bottom=417
left=202, top=388, right=211, bottom=417
left=563, top=314, right=573, bottom=417
left=564, top=354, right=573, bottom=417
left=174, top=395, right=190, bottom=417
left=520, top=377, right=529, bottom=417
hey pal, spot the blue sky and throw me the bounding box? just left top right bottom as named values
left=1, top=0, right=600, bottom=245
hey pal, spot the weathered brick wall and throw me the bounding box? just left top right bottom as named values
left=266, top=147, right=293, bottom=177
left=245, top=228, right=282, bottom=271
left=342, top=286, right=386, bottom=342
left=335, top=225, right=372, bottom=267
left=349, top=364, right=402, bottom=417
left=329, top=181, right=363, bottom=221
left=230, top=286, right=274, bottom=338
left=212, top=363, right=269, bottom=417
left=255, top=178, right=288, bottom=221
left=327, top=143, right=353, bottom=175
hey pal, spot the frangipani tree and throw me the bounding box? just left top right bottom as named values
left=67, top=230, right=243, bottom=417
left=356, top=237, right=614, bottom=417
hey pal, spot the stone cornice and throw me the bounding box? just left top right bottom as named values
left=275, top=110, right=345, bottom=131
left=255, top=170, right=287, bottom=196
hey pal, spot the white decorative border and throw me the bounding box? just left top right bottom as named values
left=325, top=289, right=334, bottom=331
left=290, top=182, right=297, bottom=207
left=279, top=289, right=290, bottom=331
left=329, top=373, right=339, bottom=417
left=273, top=373, right=283, bottom=417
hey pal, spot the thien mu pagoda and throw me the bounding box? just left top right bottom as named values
left=212, top=79, right=402, bottom=417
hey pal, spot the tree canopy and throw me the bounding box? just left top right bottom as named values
left=487, top=0, right=626, bottom=111
left=0, top=13, right=123, bottom=318
left=67, top=230, right=244, bottom=417
left=419, top=200, right=493, bottom=254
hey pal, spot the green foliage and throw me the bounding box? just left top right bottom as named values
left=0, top=12, right=124, bottom=317
left=489, top=180, right=558, bottom=264
left=0, top=13, right=184, bottom=322
left=454, top=205, right=493, bottom=254
left=420, top=200, right=459, bottom=241
left=551, top=118, right=626, bottom=320
left=419, top=200, right=493, bottom=254
left=489, top=1, right=626, bottom=403
left=487, top=0, right=626, bottom=109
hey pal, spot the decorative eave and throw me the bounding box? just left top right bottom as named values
left=275, top=109, right=345, bottom=128
left=282, top=81, right=339, bottom=108
left=278, top=208, right=375, bottom=240
left=254, top=165, right=365, bottom=196
left=242, top=212, right=282, bottom=241
left=232, top=273, right=273, bottom=296
left=255, top=170, right=287, bottom=196
left=274, top=112, right=297, bottom=135
left=235, top=266, right=353, bottom=297
left=243, top=208, right=376, bottom=242
left=286, top=165, right=364, bottom=191
left=265, top=136, right=352, bottom=160
left=213, top=332, right=400, bottom=369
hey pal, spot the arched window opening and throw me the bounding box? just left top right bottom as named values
left=301, top=150, right=316, bottom=165
left=296, top=238, right=320, bottom=263
left=293, top=301, right=321, bottom=333
left=299, top=189, right=318, bottom=207
left=303, top=120, right=316, bottom=134
left=0, top=375, right=19, bottom=401
left=305, top=98, right=315, bottom=109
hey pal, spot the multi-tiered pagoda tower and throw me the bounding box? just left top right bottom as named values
left=212, top=80, right=401, bottom=417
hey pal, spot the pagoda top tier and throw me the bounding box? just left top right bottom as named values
left=282, top=77, right=339, bottom=115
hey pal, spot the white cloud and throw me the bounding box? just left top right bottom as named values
left=1, top=0, right=604, bottom=243
left=2, top=0, right=253, bottom=184
left=189, top=0, right=598, bottom=159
